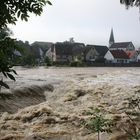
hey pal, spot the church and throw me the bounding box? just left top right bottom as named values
left=109, top=28, right=135, bottom=51
left=104, top=29, right=138, bottom=63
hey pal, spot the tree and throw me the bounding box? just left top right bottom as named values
left=120, top=0, right=140, bottom=8
left=0, top=28, right=19, bottom=89
left=0, top=0, right=52, bottom=89
left=84, top=108, right=114, bottom=140
left=0, top=0, right=52, bottom=29
left=45, top=56, right=52, bottom=66
left=122, top=96, right=140, bottom=140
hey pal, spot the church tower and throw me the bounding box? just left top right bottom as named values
left=109, top=28, right=115, bottom=47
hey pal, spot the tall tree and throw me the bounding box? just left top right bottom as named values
left=0, top=0, right=52, bottom=89
left=0, top=0, right=52, bottom=29
left=120, top=0, right=140, bottom=8
left=0, top=28, right=19, bottom=89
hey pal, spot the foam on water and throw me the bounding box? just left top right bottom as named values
left=0, top=67, right=140, bottom=140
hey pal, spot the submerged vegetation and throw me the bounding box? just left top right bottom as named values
left=0, top=68, right=140, bottom=139
left=123, top=96, right=140, bottom=140
left=0, top=0, right=140, bottom=139
left=84, top=108, right=114, bottom=140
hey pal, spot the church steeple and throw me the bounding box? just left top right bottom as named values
left=109, top=28, right=115, bottom=47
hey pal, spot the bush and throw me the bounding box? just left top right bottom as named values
left=95, top=58, right=106, bottom=63
left=84, top=108, right=114, bottom=140
left=44, top=57, right=52, bottom=66
left=70, top=61, right=85, bottom=67
left=122, top=96, right=140, bottom=140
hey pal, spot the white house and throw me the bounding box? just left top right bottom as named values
left=84, top=45, right=108, bottom=62
left=109, top=42, right=135, bottom=51
left=84, top=47, right=99, bottom=61
left=105, top=50, right=130, bottom=64
left=126, top=51, right=138, bottom=62
left=45, top=42, right=85, bottom=62
left=111, top=50, right=130, bottom=63
left=45, top=45, right=56, bottom=61
left=104, top=50, right=114, bottom=63
left=137, top=53, right=140, bottom=62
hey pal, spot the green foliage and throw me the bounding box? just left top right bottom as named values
left=0, top=28, right=19, bottom=89
left=84, top=108, right=114, bottom=140
left=0, top=0, right=52, bottom=29
left=21, top=53, right=36, bottom=66
left=120, top=0, right=140, bottom=8
left=70, top=61, right=85, bottom=67
left=45, top=56, right=52, bottom=66
left=0, top=0, right=52, bottom=89
left=52, top=61, right=69, bottom=66
left=122, top=96, right=140, bottom=140
left=0, top=28, right=13, bottom=39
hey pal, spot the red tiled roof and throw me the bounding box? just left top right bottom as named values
left=126, top=51, right=137, bottom=58
left=110, top=50, right=129, bottom=59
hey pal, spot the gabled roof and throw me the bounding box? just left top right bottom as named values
left=94, top=45, right=109, bottom=56
left=55, top=42, right=84, bottom=56
left=110, top=42, right=132, bottom=49
left=110, top=50, right=129, bottom=59
left=86, top=45, right=108, bottom=57
left=83, top=45, right=95, bottom=55
left=31, top=41, right=54, bottom=52
left=30, top=45, right=41, bottom=58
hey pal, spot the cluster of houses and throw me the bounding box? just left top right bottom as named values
left=45, top=30, right=140, bottom=64
left=15, top=29, right=140, bottom=65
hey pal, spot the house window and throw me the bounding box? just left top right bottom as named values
left=89, top=56, right=92, bottom=59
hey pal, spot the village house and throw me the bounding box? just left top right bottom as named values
left=109, top=42, right=135, bottom=51
left=107, top=28, right=137, bottom=63
left=31, top=42, right=54, bottom=58
left=83, top=46, right=98, bottom=62
left=46, top=42, right=85, bottom=62
left=104, top=50, right=114, bottom=63
left=126, top=50, right=138, bottom=62
left=109, top=29, right=135, bottom=52
left=46, top=41, right=109, bottom=63
left=105, top=48, right=138, bottom=64
left=28, top=41, right=54, bottom=64
left=84, top=45, right=108, bottom=62
left=137, top=52, right=140, bottom=62
left=44, top=29, right=140, bottom=65
left=105, top=50, right=130, bottom=64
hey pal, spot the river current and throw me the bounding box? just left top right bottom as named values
left=0, top=67, right=140, bottom=140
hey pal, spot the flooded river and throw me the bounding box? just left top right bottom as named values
left=6, top=66, right=140, bottom=88
left=0, top=67, right=140, bottom=140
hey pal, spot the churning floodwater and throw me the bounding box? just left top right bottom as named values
left=0, top=67, right=140, bottom=140
left=5, top=66, right=140, bottom=89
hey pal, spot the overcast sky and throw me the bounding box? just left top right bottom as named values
left=9, top=0, right=140, bottom=48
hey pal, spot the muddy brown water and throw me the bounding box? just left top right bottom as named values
left=0, top=67, right=140, bottom=140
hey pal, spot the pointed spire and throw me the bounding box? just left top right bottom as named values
left=109, top=28, right=115, bottom=47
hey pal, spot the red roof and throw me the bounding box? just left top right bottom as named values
left=126, top=51, right=137, bottom=58
left=110, top=50, right=129, bottom=59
